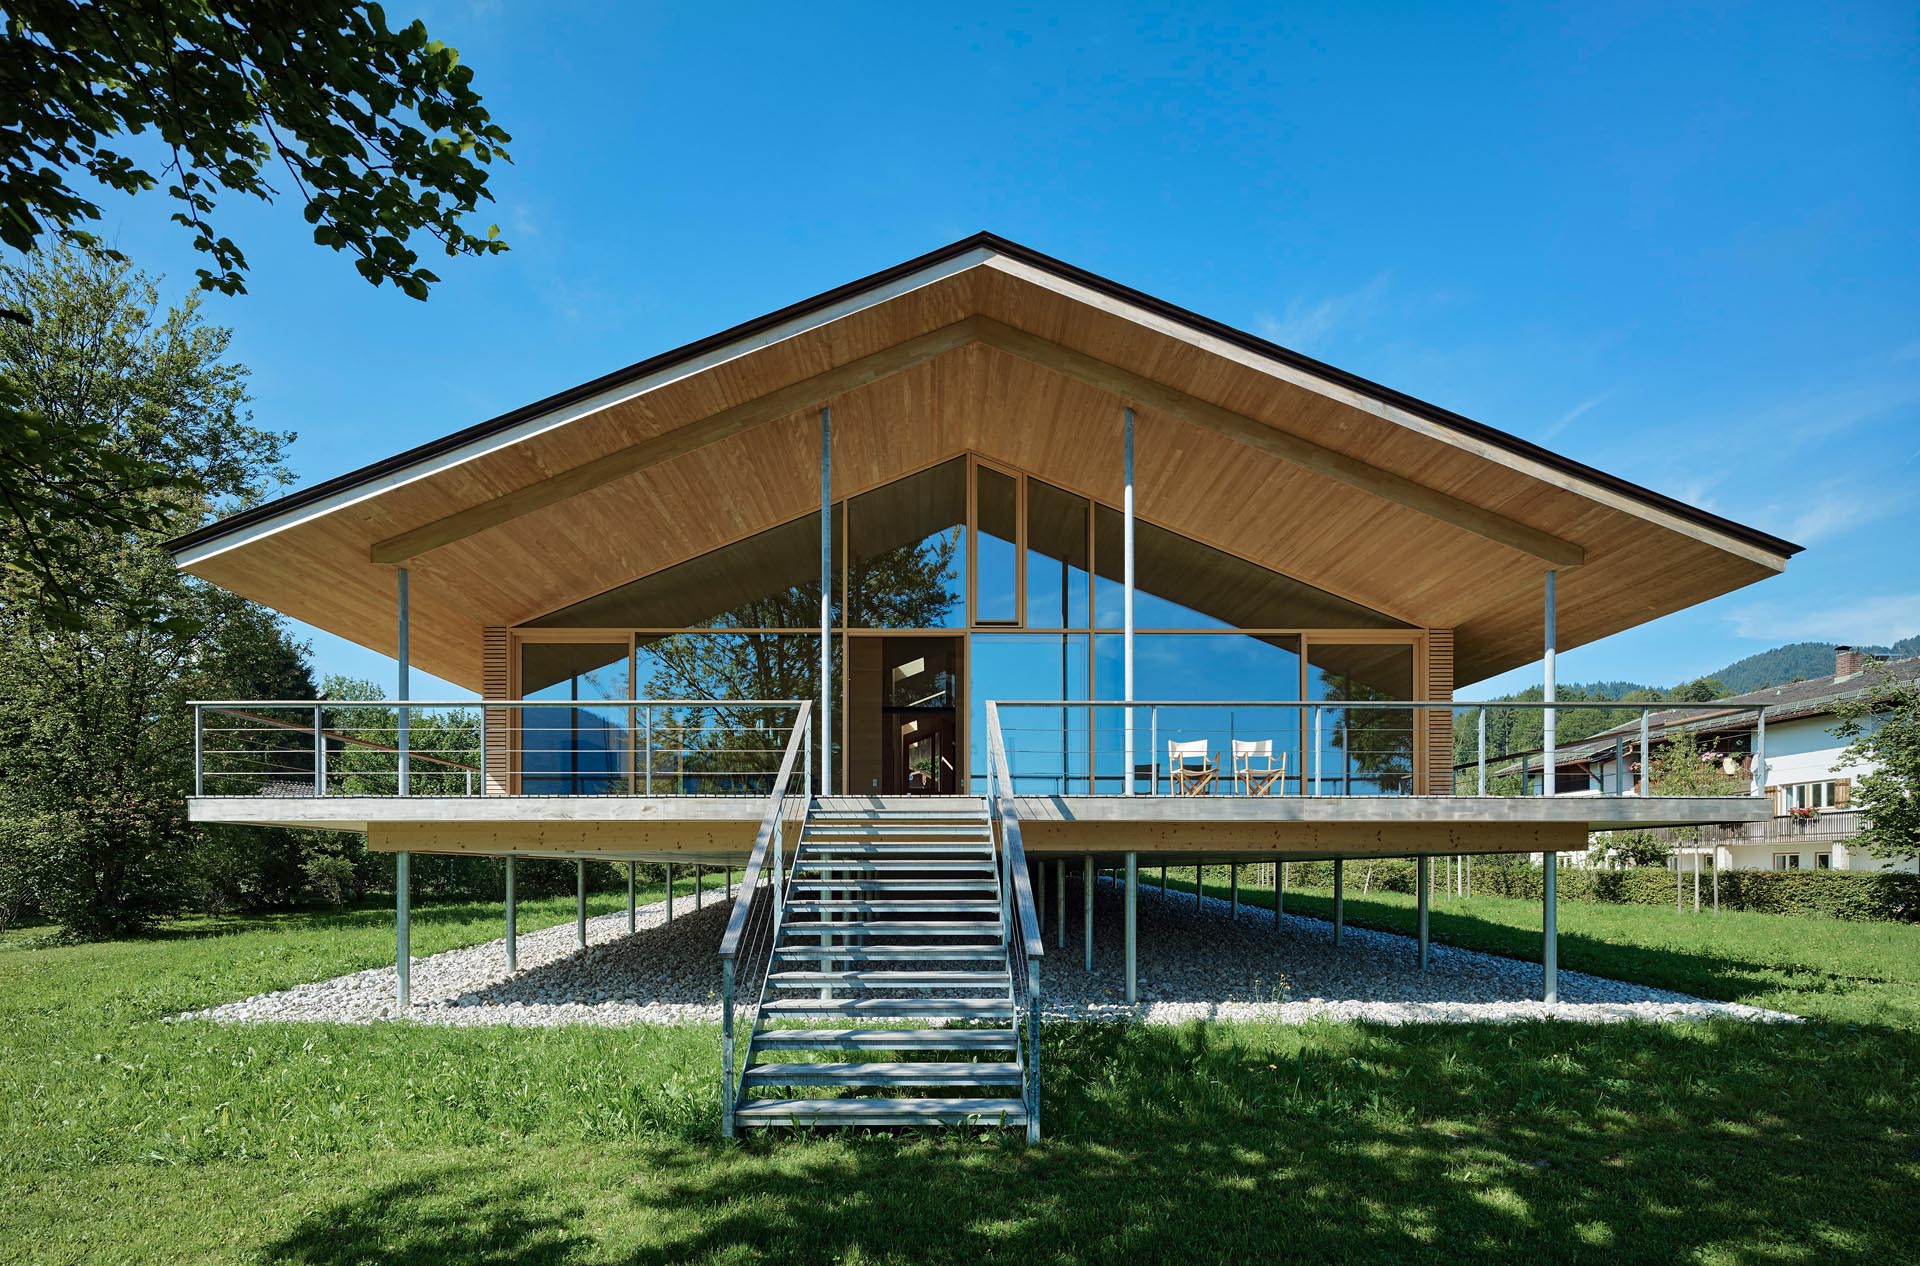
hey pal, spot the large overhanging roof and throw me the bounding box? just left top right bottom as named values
left=169, top=232, right=1800, bottom=689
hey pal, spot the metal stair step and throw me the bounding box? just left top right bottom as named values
left=791, top=852, right=990, bottom=860
left=787, top=879, right=998, bottom=893
left=790, top=860, right=996, bottom=873
left=732, top=1097, right=1027, bottom=1126
left=807, top=811, right=990, bottom=823
left=767, top=969, right=1010, bottom=989
left=770, top=945, right=1005, bottom=962
left=743, top=1061, right=1023, bottom=1088
left=784, top=899, right=1001, bottom=914
left=778, top=920, right=1005, bottom=937
left=749, top=1028, right=1019, bottom=1051
left=802, top=826, right=998, bottom=837
left=759, top=996, right=1014, bottom=1019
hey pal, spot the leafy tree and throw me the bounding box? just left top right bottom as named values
left=0, top=0, right=511, bottom=299
left=0, top=249, right=305, bottom=935
left=0, top=245, right=280, bottom=622
left=0, top=2, right=511, bottom=621
left=1832, top=668, right=1920, bottom=864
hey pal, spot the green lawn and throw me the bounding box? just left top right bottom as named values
left=4, top=881, right=1919, bottom=1264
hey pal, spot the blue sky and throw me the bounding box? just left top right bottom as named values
left=75, top=2, right=1920, bottom=696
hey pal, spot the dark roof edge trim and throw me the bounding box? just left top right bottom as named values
left=168, top=231, right=1804, bottom=559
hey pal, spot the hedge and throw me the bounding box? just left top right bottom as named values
left=1189, top=858, right=1920, bottom=924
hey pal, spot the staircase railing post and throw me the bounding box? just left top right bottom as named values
left=720, top=956, right=736, bottom=1138
left=1027, top=958, right=1041, bottom=1144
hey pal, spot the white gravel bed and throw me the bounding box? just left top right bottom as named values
left=180, top=877, right=1795, bottom=1028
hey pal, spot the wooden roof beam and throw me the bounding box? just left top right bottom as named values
left=369, top=317, right=985, bottom=564
left=970, top=317, right=1586, bottom=570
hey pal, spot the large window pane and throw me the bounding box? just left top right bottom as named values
left=974, top=465, right=1020, bottom=623
left=1092, top=633, right=1302, bottom=794
left=633, top=632, right=828, bottom=794
left=848, top=458, right=966, bottom=628
left=1094, top=506, right=1408, bottom=630
left=1026, top=480, right=1089, bottom=628
left=970, top=633, right=1088, bottom=794
left=519, top=642, right=630, bottom=795
left=526, top=507, right=840, bottom=629
left=1307, top=641, right=1416, bottom=796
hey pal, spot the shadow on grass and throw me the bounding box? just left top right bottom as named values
left=258, top=1019, right=1917, bottom=1265
left=1167, top=875, right=1882, bottom=1012
left=270, top=1168, right=588, bottom=1265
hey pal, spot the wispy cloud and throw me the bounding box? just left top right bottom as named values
left=1254, top=274, right=1391, bottom=353
left=1764, top=480, right=1905, bottom=545
left=1540, top=394, right=1608, bottom=440
left=1726, top=592, right=1920, bottom=645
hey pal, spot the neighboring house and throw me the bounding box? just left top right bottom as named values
left=165, top=233, right=1801, bottom=1134
left=1549, top=649, right=1917, bottom=873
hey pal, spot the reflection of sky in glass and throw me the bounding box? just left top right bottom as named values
left=1086, top=634, right=1302, bottom=794
left=970, top=634, right=1086, bottom=794
left=521, top=644, right=629, bottom=795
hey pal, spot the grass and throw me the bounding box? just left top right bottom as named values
left=4, top=881, right=1919, bottom=1263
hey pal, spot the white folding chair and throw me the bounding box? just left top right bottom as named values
left=1168, top=738, right=1218, bottom=795
left=1232, top=739, right=1288, bottom=796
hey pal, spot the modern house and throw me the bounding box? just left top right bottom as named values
left=168, top=233, right=1800, bottom=1135
left=1552, top=649, right=1917, bottom=873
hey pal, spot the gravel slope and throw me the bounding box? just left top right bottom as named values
left=182, top=879, right=1795, bottom=1028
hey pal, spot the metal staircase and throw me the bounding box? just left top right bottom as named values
left=731, top=801, right=1034, bottom=1132
left=717, top=703, right=1043, bottom=1139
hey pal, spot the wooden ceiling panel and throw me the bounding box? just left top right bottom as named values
left=178, top=247, right=1791, bottom=692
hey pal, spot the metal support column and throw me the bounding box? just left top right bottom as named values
left=627, top=862, right=636, bottom=934
left=695, top=866, right=703, bottom=911
left=1543, top=569, right=1557, bottom=799
left=1543, top=851, right=1559, bottom=1003
left=665, top=862, right=674, bottom=924
left=576, top=860, right=587, bottom=949
left=1416, top=855, right=1431, bottom=971
left=1055, top=859, right=1065, bottom=948
left=1124, top=852, right=1138, bottom=1004
left=504, top=855, right=517, bottom=974
left=395, top=851, right=411, bottom=1008
left=1123, top=406, right=1136, bottom=795
left=1083, top=853, right=1094, bottom=971
left=396, top=567, right=411, bottom=795
left=1332, top=858, right=1344, bottom=946
left=1195, top=864, right=1203, bottom=909
left=1036, top=861, right=1046, bottom=936
left=1276, top=860, right=1285, bottom=915
left=819, top=406, right=833, bottom=796
left=1230, top=863, right=1239, bottom=918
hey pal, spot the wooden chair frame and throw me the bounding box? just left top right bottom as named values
left=1232, top=739, right=1288, bottom=797
left=1168, top=739, right=1218, bottom=796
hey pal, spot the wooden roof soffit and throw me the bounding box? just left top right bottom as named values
left=968, top=318, right=1586, bottom=570
left=368, top=316, right=987, bottom=565
left=371, top=313, right=1585, bottom=571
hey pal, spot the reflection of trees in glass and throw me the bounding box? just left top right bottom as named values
left=1318, top=671, right=1414, bottom=793
left=851, top=529, right=962, bottom=628
left=632, top=533, right=961, bottom=792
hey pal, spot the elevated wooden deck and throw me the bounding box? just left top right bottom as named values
left=186, top=792, right=1769, bottom=865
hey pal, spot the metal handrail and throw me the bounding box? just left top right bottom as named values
left=187, top=698, right=808, bottom=707
left=988, top=698, right=1771, bottom=799
left=984, top=700, right=1044, bottom=1143
left=719, top=700, right=813, bottom=961
left=717, top=701, right=812, bottom=1138
left=985, top=703, right=1045, bottom=958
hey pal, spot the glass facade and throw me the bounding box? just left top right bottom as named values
left=516, top=455, right=1423, bottom=794
left=519, top=642, right=630, bottom=795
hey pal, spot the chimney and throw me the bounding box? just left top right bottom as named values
left=1835, top=646, right=1865, bottom=678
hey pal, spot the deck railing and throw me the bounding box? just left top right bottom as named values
left=984, top=699, right=1771, bottom=799
left=717, top=702, right=812, bottom=1138
left=190, top=699, right=807, bottom=798
left=984, top=701, right=1045, bottom=1143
